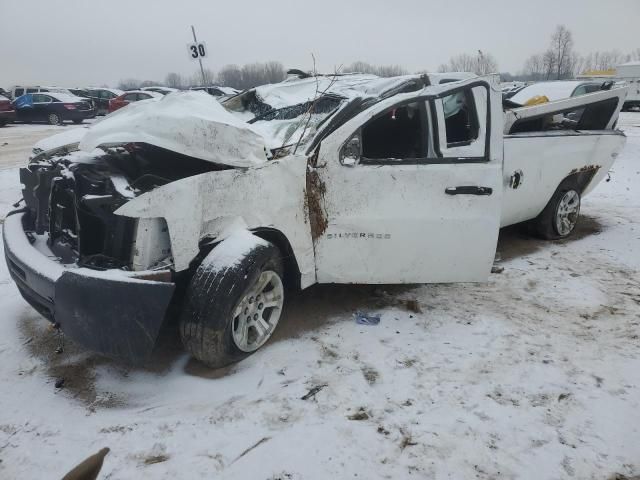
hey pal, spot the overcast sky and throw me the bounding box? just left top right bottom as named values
left=1, top=0, right=638, bottom=88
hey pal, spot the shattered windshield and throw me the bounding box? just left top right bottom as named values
left=245, top=94, right=345, bottom=153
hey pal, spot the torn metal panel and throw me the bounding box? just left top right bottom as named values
left=503, top=86, right=628, bottom=134
left=305, top=166, right=328, bottom=241
left=115, top=154, right=317, bottom=287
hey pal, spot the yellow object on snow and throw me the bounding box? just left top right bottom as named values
left=523, top=95, right=550, bottom=106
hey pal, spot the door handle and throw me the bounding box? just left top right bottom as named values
left=445, top=186, right=493, bottom=196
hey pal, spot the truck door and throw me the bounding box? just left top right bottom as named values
left=312, top=78, right=504, bottom=284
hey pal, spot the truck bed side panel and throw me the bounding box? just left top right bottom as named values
left=500, top=131, right=626, bottom=227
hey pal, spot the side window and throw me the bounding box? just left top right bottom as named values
left=434, top=85, right=488, bottom=159
left=124, top=93, right=138, bottom=102
left=360, top=102, right=425, bottom=161
left=15, top=88, right=24, bottom=97
left=138, top=93, right=151, bottom=100
left=572, top=85, right=587, bottom=97
left=441, top=91, right=479, bottom=145
left=32, top=94, right=49, bottom=103
left=26, top=88, right=37, bottom=94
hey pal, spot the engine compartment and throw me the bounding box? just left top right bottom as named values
left=21, top=143, right=226, bottom=270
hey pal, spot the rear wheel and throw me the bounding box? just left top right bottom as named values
left=47, top=112, right=62, bottom=125
left=180, top=234, right=284, bottom=368
left=531, top=182, right=581, bottom=239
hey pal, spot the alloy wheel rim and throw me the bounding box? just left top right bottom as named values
left=231, top=270, right=284, bottom=352
left=49, top=114, right=59, bottom=124
left=555, top=190, right=580, bottom=236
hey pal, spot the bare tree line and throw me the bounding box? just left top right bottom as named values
left=437, top=51, right=499, bottom=76
left=118, top=60, right=413, bottom=91
left=117, top=61, right=288, bottom=91
left=116, top=37, right=639, bottom=91
left=523, top=25, right=639, bottom=81
left=342, top=61, right=408, bottom=77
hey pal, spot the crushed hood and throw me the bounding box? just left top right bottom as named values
left=80, top=91, right=268, bottom=168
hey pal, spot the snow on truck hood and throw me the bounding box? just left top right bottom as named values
left=79, top=91, right=268, bottom=168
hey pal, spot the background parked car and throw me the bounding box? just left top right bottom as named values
left=509, top=80, right=610, bottom=105
left=86, top=88, right=124, bottom=115
left=108, top=90, right=161, bottom=113
left=141, top=86, right=179, bottom=95
left=13, top=92, right=95, bottom=125
left=190, top=85, right=240, bottom=97
left=0, top=94, right=16, bottom=126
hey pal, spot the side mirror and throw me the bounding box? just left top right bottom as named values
left=340, top=133, right=362, bottom=166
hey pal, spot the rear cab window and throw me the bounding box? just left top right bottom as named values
left=441, top=90, right=479, bottom=146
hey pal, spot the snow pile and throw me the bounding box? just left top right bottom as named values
left=203, top=229, right=268, bottom=271
left=80, top=92, right=268, bottom=168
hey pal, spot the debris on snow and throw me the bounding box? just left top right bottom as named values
left=354, top=310, right=381, bottom=326
left=300, top=384, right=328, bottom=401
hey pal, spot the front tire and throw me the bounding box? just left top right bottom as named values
left=531, top=183, right=581, bottom=239
left=180, top=234, right=284, bottom=368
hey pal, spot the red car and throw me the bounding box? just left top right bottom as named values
left=108, top=90, right=162, bottom=113
left=0, top=95, right=16, bottom=126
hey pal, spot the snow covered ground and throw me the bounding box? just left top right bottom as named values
left=0, top=115, right=639, bottom=479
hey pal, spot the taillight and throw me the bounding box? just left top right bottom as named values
left=63, top=103, right=77, bottom=110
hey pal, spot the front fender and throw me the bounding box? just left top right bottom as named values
left=114, top=155, right=316, bottom=287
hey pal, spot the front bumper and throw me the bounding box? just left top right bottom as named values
left=3, top=213, right=175, bottom=363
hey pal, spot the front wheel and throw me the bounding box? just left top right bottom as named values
left=180, top=233, right=284, bottom=368
left=531, top=184, right=581, bottom=239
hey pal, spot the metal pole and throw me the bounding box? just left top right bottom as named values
left=191, top=25, right=206, bottom=86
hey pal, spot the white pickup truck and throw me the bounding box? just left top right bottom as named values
left=3, top=73, right=628, bottom=367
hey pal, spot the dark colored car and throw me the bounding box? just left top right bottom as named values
left=0, top=95, right=16, bottom=126
left=86, top=88, right=124, bottom=115
left=108, top=90, right=161, bottom=113
left=13, top=92, right=95, bottom=125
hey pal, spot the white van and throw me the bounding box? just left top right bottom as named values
left=9, top=86, right=71, bottom=99
left=615, top=62, right=640, bottom=110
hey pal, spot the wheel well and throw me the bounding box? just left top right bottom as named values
left=250, top=228, right=301, bottom=291
left=191, top=228, right=301, bottom=292
left=559, top=168, right=599, bottom=194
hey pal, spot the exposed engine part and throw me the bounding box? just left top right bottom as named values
left=20, top=143, right=226, bottom=270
